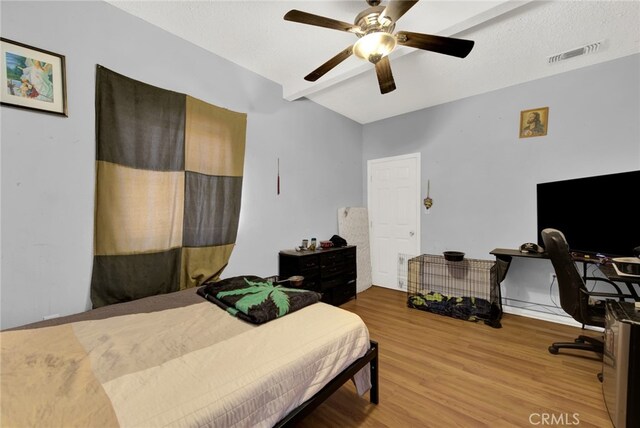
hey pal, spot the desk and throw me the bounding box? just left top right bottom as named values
left=597, top=264, right=639, bottom=300
left=490, top=248, right=640, bottom=301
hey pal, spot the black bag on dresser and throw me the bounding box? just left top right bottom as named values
left=330, top=235, right=347, bottom=247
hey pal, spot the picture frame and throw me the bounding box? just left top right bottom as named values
left=1, top=37, right=67, bottom=116
left=519, top=107, right=548, bottom=138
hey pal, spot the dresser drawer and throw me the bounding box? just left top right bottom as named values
left=321, top=263, right=345, bottom=279
left=332, top=280, right=356, bottom=306
left=299, top=255, right=320, bottom=271
left=343, top=246, right=356, bottom=260
left=320, top=251, right=344, bottom=269
left=344, top=262, right=357, bottom=279
left=320, top=276, right=344, bottom=292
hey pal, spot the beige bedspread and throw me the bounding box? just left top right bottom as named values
left=1, top=298, right=370, bottom=427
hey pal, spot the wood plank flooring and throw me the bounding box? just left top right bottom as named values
left=298, top=286, right=611, bottom=427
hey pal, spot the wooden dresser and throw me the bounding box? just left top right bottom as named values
left=278, top=245, right=357, bottom=306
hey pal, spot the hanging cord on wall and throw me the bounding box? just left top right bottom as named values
left=549, top=274, right=561, bottom=309
left=588, top=262, right=612, bottom=292
left=277, top=158, right=280, bottom=195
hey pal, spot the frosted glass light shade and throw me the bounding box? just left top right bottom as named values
left=353, top=32, right=396, bottom=64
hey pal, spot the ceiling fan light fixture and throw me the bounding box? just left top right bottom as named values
left=285, top=0, right=475, bottom=94
left=353, top=32, right=396, bottom=64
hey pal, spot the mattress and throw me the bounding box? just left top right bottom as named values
left=1, top=288, right=371, bottom=427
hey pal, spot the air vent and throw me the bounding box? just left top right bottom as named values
left=548, top=40, right=604, bottom=64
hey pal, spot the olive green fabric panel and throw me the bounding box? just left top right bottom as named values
left=91, top=249, right=182, bottom=309
left=179, top=244, right=235, bottom=290
left=96, top=66, right=185, bottom=171
left=182, top=173, right=243, bottom=247
left=185, top=96, right=247, bottom=177
left=94, top=161, right=185, bottom=256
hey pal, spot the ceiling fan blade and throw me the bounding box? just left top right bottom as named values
left=284, top=10, right=360, bottom=34
left=396, top=31, right=475, bottom=58
left=380, top=0, right=419, bottom=24
left=304, top=46, right=354, bottom=82
left=375, top=57, right=396, bottom=94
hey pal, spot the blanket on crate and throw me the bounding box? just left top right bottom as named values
left=197, top=276, right=321, bottom=324
left=408, top=291, right=495, bottom=324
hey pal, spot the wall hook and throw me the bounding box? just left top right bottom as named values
left=424, top=180, right=433, bottom=210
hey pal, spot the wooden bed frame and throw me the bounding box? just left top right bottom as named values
left=275, top=340, right=379, bottom=427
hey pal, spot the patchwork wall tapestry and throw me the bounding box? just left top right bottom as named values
left=91, top=66, right=247, bottom=308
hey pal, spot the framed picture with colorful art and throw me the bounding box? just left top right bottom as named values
left=1, top=37, right=67, bottom=116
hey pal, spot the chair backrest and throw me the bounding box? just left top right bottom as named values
left=541, top=228, right=589, bottom=324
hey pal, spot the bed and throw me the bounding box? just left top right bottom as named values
left=0, top=284, right=378, bottom=427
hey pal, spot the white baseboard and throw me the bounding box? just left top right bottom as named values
left=502, top=305, right=603, bottom=332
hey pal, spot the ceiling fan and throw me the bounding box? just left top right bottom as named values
left=284, top=0, right=475, bottom=94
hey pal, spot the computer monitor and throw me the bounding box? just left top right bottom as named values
left=536, top=170, right=640, bottom=257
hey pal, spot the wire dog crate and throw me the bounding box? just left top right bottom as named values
left=407, top=254, right=502, bottom=328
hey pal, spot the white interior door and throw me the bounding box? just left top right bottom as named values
left=368, top=154, right=421, bottom=290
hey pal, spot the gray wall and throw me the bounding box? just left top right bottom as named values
left=0, top=1, right=363, bottom=329
left=363, top=53, right=640, bottom=322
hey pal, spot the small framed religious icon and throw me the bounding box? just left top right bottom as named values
left=519, top=107, right=548, bottom=138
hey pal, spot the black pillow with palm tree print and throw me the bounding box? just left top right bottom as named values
left=197, top=276, right=321, bottom=324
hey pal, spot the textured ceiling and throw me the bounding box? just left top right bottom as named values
left=107, top=0, right=640, bottom=124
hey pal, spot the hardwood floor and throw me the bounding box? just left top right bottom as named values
left=298, top=286, right=611, bottom=428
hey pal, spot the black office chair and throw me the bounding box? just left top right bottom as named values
left=541, top=228, right=632, bottom=358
